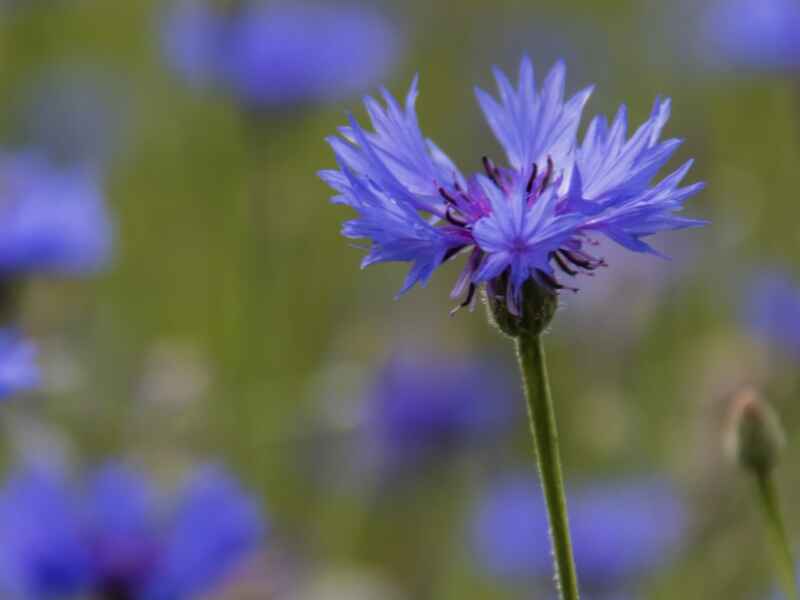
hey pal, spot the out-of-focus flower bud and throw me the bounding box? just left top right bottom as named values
left=725, top=386, right=786, bottom=475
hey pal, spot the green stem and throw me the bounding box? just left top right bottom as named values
left=515, top=332, right=580, bottom=600
left=754, top=471, right=798, bottom=600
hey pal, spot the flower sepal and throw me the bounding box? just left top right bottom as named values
left=485, top=275, right=557, bottom=338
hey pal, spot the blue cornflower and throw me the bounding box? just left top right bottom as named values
left=701, top=0, right=800, bottom=72
left=363, top=353, right=516, bottom=471
left=742, top=270, right=800, bottom=357
left=0, top=462, right=263, bottom=600
left=321, top=57, right=705, bottom=313
left=470, top=473, right=686, bottom=595
left=0, top=329, right=38, bottom=398
left=162, top=0, right=400, bottom=109
left=0, top=152, right=112, bottom=276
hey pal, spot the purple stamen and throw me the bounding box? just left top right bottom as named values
left=538, top=156, right=554, bottom=195
left=439, top=186, right=458, bottom=206
left=553, top=251, right=578, bottom=276
left=443, top=244, right=467, bottom=262
left=449, top=282, right=477, bottom=316
left=560, top=249, right=605, bottom=271
left=445, top=207, right=468, bottom=226
left=526, top=163, right=539, bottom=195
left=482, top=156, right=502, bottom=188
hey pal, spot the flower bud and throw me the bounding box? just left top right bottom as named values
left=485, top=276, right=558, bottom=338
left=725, top=386, right=786, bottom=475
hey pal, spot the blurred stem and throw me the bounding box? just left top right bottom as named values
left=515, top=332, right=580, bottom=600
left=240, top=111, right=271, bottom=363
left=0, top=278, right=24, bottom=326
left=237, top=109, right=300, bottom=372
left=753, top=471, right=798, bottom=600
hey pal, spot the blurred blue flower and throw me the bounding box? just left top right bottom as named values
left=701, top=0, right=800, bottom=72
left=320, top=57, right=705, bottom=314
left=742, top=270, right=800, bottom=357
left=0, top=152, right=112, bottom=276
left=162, top=0, right=400, bottom=109
left=13, top=66, right=129, bottom=168
left=0, top=330, right=38, bottom=399
left=0, top=462, right=263, bottom=599
left=161, top=0, right=224, bottom=90
left=0, top=467, right=91, bottom=598
left=470, top=474, right=686, bottom=594
left=363, top=353, right=516, bottom=471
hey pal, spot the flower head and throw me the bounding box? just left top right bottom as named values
left=162, top=0, right=400, bottom=109
left=701, top=0, right=800, bottom=73
left=0, top=329, right=38, bottom=399
left=470, top=473, right=686, bottom=593
left=0, top=152, right=112, bottom=276
left=362, top=353, right=516, bottom=472
left=321, top=58, right=705, bottom=314
left=0, top=462, right=263, bottom=600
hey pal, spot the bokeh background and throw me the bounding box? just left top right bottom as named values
left=1, top=0, right=799, bottom=598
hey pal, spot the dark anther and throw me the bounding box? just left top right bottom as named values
left=482, top=155, right=494, bottom=176
left=526, top=163, right=539, bottom=194
left=439, top=187, right=458, bottom=206
left=100, top=580, right=135, bottom=600
left=443, top=245, right=466, bottom=262
left=537, top=269, right=565, bottom=290
left=552, top=251, right=578, bottom=276
left=538, top=269, right=578, bottom=293
left=462, top=282, right=476, bottom=306
left=539, top=156, right=555, bottom=193
left=445, top=207, right=467, bottom=226
left=560, top=249, right=593, bottom=270
left=482, top=156, right=501, bottom=187
left=450, top=283, right=477, bottom=316
left=560, top=249, right=603, bottom=271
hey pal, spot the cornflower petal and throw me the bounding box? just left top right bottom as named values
left=331, top=80, right=464, bottom=215
left=572, top=98, right=705, bottom=256
left=475, top=57, right=593, bottom=171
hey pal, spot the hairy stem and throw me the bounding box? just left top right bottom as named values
left=515, top=332, right=580, bottom=600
